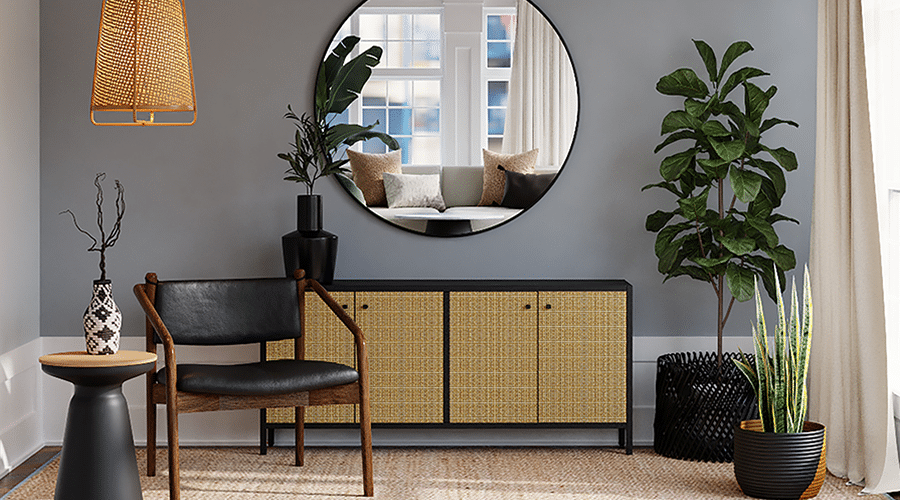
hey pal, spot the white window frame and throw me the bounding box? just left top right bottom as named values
left=482, top=7, right=516, bottom=154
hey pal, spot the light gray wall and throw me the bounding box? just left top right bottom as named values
left=2, top=0, right=40, bottom=354
left=40, top=0, right=817, bottom=343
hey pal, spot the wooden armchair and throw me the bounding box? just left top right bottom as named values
left=133, top=270, right=373, bottom=499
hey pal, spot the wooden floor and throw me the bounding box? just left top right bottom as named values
left=0, top=447, right=60, bottom=497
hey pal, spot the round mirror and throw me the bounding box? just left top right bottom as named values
left=321, top=0, right=578, bottom=236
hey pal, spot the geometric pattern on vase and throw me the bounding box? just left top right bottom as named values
left=84, top=280, right=122, bottom=355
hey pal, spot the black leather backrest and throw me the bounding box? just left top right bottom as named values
left=153, top=277, right=300, bottom=345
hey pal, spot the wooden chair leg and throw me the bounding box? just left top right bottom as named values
left=359, top=401, right=373, bottom=496
left=147, top=401, right=156, bottom=476
left=167, top=402, right=181, bottom=500
left=295, top=406, right=305, bottom=466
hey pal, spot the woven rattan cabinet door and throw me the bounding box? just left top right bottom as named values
left=266, top=291, right=356, bottom=424
left=538, top=291, right=627, bottom=423
left=449, top=291, right=538, bottom=423
left=355, top=291, right=444, bottom=423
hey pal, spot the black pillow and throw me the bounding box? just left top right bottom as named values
left=498, top=165, right=555, bottom=209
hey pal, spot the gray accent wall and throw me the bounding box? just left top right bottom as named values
left=2, top=0, right=40, bottom=354
left=40, top=0, right=817, bottom=343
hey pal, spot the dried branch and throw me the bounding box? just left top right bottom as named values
left=60, top=173, right=126, bottom=281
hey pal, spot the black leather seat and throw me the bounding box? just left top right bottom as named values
left=134, top=270, right=373, bottom=500
left=156, top=359, right=359, bottom=396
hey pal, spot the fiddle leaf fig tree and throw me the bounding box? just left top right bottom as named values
left=644, top=40, right=800, bottom=363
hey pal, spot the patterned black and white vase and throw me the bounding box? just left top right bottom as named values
left=83, top=279, right=122, bottom=355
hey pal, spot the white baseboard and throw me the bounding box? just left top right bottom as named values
left=0, top=339, right=43, bottom=477
left=36, top=335, right=753, bottom=448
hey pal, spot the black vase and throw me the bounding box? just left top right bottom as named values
left=734, top=420, right=827, bottom=499
left=282, top=194, right=338, bottom=284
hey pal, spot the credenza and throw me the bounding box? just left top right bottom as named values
left=260, top=280, right=632, bottom=453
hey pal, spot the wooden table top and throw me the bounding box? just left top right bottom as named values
left=39, top=350, right=157, bottom=368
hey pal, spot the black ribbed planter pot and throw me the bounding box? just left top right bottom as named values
left=282, top=194, right=338, bottom=284
left=734, top=420, right=827, bottom=500
left=654, top=352, right=758, bottom=462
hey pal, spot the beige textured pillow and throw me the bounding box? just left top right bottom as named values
left=348, top=149, right=403, bottom=206
left=478, top=148, right=539, bottom=206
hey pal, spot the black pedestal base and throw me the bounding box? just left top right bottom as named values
left=282, top=230, right=338, bottom=284
left=424, top=219, right=473, bottom=236
left=42, top=363, right=151, bottom=500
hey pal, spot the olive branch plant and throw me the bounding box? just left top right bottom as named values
left=60, top=173, right=125, bottom=282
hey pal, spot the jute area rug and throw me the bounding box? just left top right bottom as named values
left=5, top=447, right=867, bottom=500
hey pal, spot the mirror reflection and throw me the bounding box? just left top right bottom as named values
left=326, top=0, right=578, bottom=236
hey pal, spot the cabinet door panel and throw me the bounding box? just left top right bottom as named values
left=449, top=291, right=537, bottom=423
left=356, top=291, right=444, bottom=423
left=538, top=291, right=627, bottom=423
left=266, top=291, right=356, bottom=424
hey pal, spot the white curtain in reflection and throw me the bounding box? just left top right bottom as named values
left=501, top=0, right=577, bottom=168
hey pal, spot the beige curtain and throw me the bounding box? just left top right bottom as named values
left=809, top=0, right=900, bottom=494
left=501, top=0, right=577, bottom=168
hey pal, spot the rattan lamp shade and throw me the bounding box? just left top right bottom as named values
left=90, top=0, right=196, bottom=126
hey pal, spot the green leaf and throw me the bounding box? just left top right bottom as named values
left=709, top=137, right=745, bottom=163
left=677, top=189, right=709, bottom=220
left=717, top=41, right=754, bottom=84
left=646, top=210, right=676, bottom=232
left=660, top=149, right=696, bottom=181
left=760, top=117, right=799, bottom=134
left=684, top=99, right=707, bottom=118
left=656, top=68, right=709, bottom=99
left=720, top=236, right=756, bottom=255
left=327, top=122, right=399, bottom=151
left=719, top=67, right=769, bottom=101
left=641, top=180, right=682, bottom=197
left=334, top=172, right=365, bottom=204
left=747, top=215, right=779, bottom=247
left=700, top=120, right=731, bottom=137
left=323, top=45, right=384, bottom=116
left=697, top=158, right=730, bottom=178
left=763, top=146, right=799, bottom=171
left=751, top=159, right=787, bottom=199
left=726, top=262, right=756, bottom=302
left=655, top=130, right=697, bottom=153
left=743, top=81, right=770, bottom=126
left=730, top=166, right=763, bottom=203
left=661, top=110, right=702, bottom=134
left=766, top=245, right=797, bottom=271
left=693, top=39, right=718, bottom=83
left=693, top=255, right=732, bottom=268
left=668, top=265, right=711, bottom=282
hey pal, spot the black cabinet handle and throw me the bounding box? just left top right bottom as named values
left=341, top=304, right=348, bottom=310
left=545, top=304, right=552, bottom=310
left=524, top=304, right=531, bottom=310
left=361, top=304, right=369, bottom=310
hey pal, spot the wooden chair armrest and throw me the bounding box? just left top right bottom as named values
left=133, top=281, right=178, bottom=382
left=303, top=278, right=370, bottom=374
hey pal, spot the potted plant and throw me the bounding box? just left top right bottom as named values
left=278, top=35, right=398, bottom=283
left=645, top=40, right=801, bottom=461
left=732, top=266, right=826, bottom=500
left=60, top=173, right=126, bottom=355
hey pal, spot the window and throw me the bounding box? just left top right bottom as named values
left=334, top=10, right=442, bottom=165
left=484, top=11, right=516, bottom=153
left=863, top=0, right=900, bottom=391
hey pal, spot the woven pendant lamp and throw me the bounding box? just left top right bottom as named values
left=90, top=0, right=196, bottom=126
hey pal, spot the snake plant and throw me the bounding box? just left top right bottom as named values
left=733, top=265, right=812, bottom=433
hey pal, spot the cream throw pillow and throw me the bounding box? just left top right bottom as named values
left=383, top=172, right=446, bottom=211
left=479, top=148, right=539, bottom=206
left=347, top=149, right=402, bottom=206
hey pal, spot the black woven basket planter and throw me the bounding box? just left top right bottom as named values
left=654, top=352, right=757, bottom=462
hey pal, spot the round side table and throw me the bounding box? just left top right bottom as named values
left=40, top=350, right=157, bottom=500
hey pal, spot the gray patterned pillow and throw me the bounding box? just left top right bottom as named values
left=382, top=172, right=446, bottom=212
